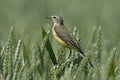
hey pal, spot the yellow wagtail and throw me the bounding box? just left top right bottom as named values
left=46, top=15, right=93, bottom=67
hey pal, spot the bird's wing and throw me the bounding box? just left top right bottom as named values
left=54, top=25, right=84, bottom=54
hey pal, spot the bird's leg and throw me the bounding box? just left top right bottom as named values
left=63, top=47, right=66, bottom=54
left=68, top=48, right=72, bottom=58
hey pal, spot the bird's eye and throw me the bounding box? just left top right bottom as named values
left=53, top=16, right=56, bottom=19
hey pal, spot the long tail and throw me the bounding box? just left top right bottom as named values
left=78, top=49, right=93, bottom=67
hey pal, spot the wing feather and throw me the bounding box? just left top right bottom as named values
left=54, top=25, right=84, bottom=55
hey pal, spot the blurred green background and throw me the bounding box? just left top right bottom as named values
left=0, top=0, right=120, bottom=48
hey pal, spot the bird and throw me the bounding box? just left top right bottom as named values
left=46, top=15, right=93, bottom=67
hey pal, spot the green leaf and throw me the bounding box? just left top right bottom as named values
left=41, top=27, right=58, bottom=65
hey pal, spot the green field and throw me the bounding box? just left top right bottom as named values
left=0, top=0, right=120, bottom=80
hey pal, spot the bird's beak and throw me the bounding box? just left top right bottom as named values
left=46, top=16, right=51, bottom=19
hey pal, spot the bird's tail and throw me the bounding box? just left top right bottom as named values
left=78, top=50, right=93, bottom=67
left=88, top=58, right=94, bottom=67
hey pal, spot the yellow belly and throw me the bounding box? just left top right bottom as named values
left=53, top=28, right=70, bottom=48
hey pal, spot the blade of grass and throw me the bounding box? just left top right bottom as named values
left=41, top=27, right=57, bottom=65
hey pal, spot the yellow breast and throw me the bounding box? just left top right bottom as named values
left=52, top=27, right=69, bottom=47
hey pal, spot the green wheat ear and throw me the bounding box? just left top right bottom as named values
left=13, top=40, right=22, bottom=80
left=3, top=27, right=16, bottom=80
left=86, top=26, right=97, bottom=66
left=0, top=43, right=6, bottom=71
left=86, top=26, right=97, bottom=51
left=107, top=48, right=116, bottom=80
left=95, top=26, right=102, bottom=65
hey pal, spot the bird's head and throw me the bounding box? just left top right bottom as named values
left=46, top=15, right=64, bottom=25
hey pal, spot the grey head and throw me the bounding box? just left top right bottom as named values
left=46, top=15, right=64, bottom=25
